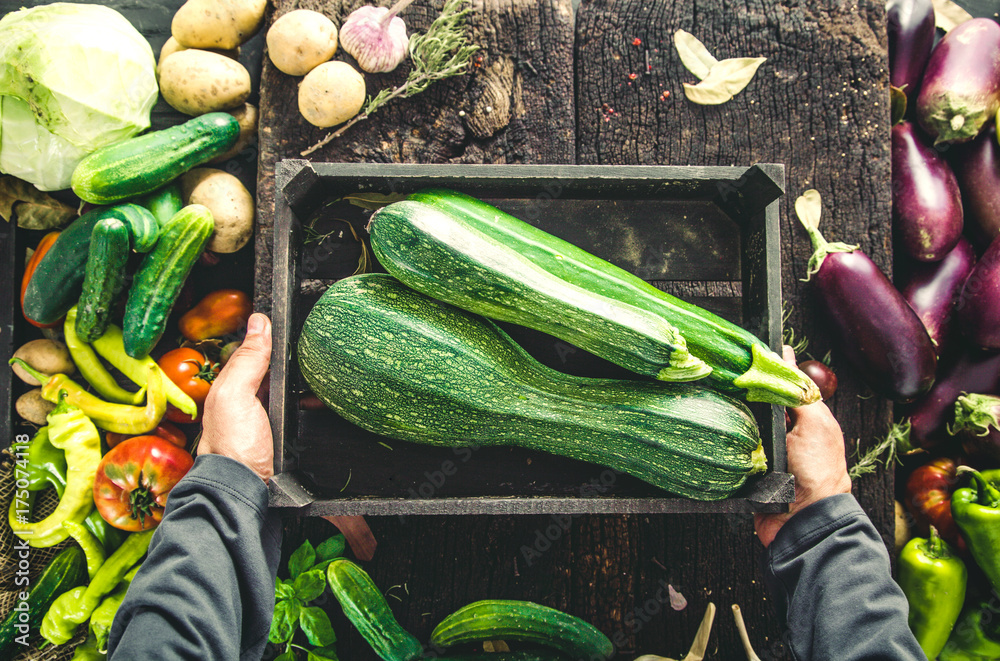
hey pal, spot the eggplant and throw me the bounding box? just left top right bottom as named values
left=951, top=393, right=1000, bottom=464
left=899, top=347, right=1000, bottom=449
left=797, top=193, right=936, bottom=402
left=902, top=236, right=976, bottom=357
left=886, top=0, right=936, bottom=103
left=957, top=233, right=1000, bottom=349
left=916, top=18, right=1000, bottom=145
left=892, top=121, right=964, bottom=261
left=950, top=122, right=1000, bottom=249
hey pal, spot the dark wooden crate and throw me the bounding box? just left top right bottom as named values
left=266, top=161, right=793, bottom=515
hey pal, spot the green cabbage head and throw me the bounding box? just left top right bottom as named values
left=0, top=3, right=157, bottom=190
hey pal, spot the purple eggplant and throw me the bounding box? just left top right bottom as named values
left=887, top=0, right=936, bottom=103
left=917, top=18, right=1000, bottom=145
left=798, top=200, right=936, bottom=402
left=950, top=393, right=1000, bottom=464
left=957, top=233, right=1000, bottom=349
left=892, top=121, right=964, bottom=261
left=902, top=236, right=976, bottom=357
left=950, top=122, right=1000, bottom=249
left=900, top=347, right=1000, bottom=449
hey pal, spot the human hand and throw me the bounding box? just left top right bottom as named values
left=199, top=313, right=274, bottom=482
left=753, top=346, right=852, bottom=547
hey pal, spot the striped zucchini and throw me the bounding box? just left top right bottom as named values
left=122, top=205, right=214, bottom=357
left=384, top=189, right=820, bottom=406
left=430, top=601, right=613, bottom=661
left=76, top=217, right=130, bottom=342
left=368, top=199, right=708, bottom=383
left=326, top=559, right=423, bottom=661
left=298, top=275, right=766, bottom=500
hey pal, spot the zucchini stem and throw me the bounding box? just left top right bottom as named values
left=732, top=344, right=821, bottom=407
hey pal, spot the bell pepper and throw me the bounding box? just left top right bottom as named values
left=897, top=526, right=967, bottom=659
left=41, top=529, right=153, bottom=645
left=64, top=306, right=145, bottom=405
left=63, top=520, right=106, bottom=580
left=90, top=564, right=140, bottom=653
left=905, top=456, right=966, bottom=551
left=90, top=323, right=198, bottom=417
left=9, top=358, right=166, bottom=435
left=939, top=596, right=1000, bottom=660
left=952, top=467, right=1000, bottom=595
left=9, top=399, right=102, bottom=548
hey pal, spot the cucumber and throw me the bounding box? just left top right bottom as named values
left=298, top=275, right=766, bottom=500
left=0, top=547, right=86, bottom=655
left=71, top=113, right=240, bottom=205
left=326, top=559, right=423, bottom=661
left=135, top=182, right=184, bottom=228
left=76, top=217, right=130, bottom=342
left=22, top=207, right=108, bottom=325
left=122, top=205, right=214, bottom=357
left=430, top=601, right=614, bottom=661
left=391, top=189, right=820, bottom=406
left=106, top=203, right=160, bottom=253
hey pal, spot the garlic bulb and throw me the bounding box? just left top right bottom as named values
left=340, top=0, right=414, bottom=73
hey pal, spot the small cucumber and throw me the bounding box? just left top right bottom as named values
left=106, top=203, right=160, bottom=253
left=135, top=182, right=184, bottom=228
left=71, top=113, right=240, bottom=205
left=122, top=205, right=214, bottom=357
left=431, top=600, right=614, bottom=661
left=326, top=559, right=423, bottom=661
left=76, top=217, right=130, bottom=342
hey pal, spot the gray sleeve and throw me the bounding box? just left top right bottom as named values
left=761, top=493, right=927, bottom=661
left=108, top=454, right=282, bottom=661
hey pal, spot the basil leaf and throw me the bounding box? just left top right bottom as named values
left=275, top=578, right=296, bottom=601
left=315, top=534, right=346, bottom=562
left=299, top=606, right=337, bottom=647
left=308, top=650, right=339, bottom=661
left=268, top=599, right=298, bottom=644
left=289, top=539, right=316, bottom=579
left=275, top=651, right=296, bottom=661
left=294, top=569, right=327, bottom=603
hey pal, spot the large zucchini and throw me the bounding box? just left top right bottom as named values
left=430, top=600, right=613, bottom=661
left=375, top=189, right=819, bottom=406
left=298, top=274, right=766, bottom=500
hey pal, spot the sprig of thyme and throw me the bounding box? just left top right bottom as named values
left=302, top=0, right=479, bottom=156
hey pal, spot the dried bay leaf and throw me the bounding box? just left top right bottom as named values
left=794, top=189, right=823, bottom=232
left=343, top=192, right=408, bottom=210
left=0, top=175, right=76, bottom=229
left=932, top=0, right=973, bottom=32
left=673, top=29, right=719, bottom=80
left=682, top=57, right=767, bottom=105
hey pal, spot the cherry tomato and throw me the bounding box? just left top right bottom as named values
left=157, top=348, right=218, bottom=423
left=93, top=436, right=194, bottom=531
left=178, top=289, right=252, bottom=342
left=904, top=456, right=965, bottom=551
left=21, top=232, right=62, bottom=329
left=106, top=420, right=188, bottom=450
left=798, top=360, right=838, bottom=400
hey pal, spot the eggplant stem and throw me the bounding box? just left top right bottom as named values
left=793, top=189, right=857, bottom=280
left=951, top=393, right=1000, bottom=437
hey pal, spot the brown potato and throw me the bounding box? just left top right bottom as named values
left=158, top=36, right=239, bottom=75
left=181, top=168, right=255, bottom=253
left=16, top=389, right=55, bottom=426
left=172, top=0, right=268, bottom=50
left=208, top=103, right=259, bottom=164
left=159, top=49, right=251, bottom=116
left=267, top=9, right=338, bottom=76
left=12, top=339, right=74, bottom=386
left=298, top=61, right=365, bottom=128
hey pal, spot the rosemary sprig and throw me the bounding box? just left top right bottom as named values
left=301, top=0, right=479, bottom=156
left=848, top=422, right=910, bottom=480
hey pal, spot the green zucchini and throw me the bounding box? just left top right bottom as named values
left=122, top=205, right=214, bottom=357
left=325, top=558, right=423, bottom=661
left=76, top=217, right=130, bottom=342
left=71, top=113, right=240, bottom=205
left=134, top=182, right=184, bottom=228
left=430, top=600, right=613, bottom=661
left=298, top=275, right=766, bottom=500
left=0, top=546, right=86, bottom=655
left=392, top=189, right=820, bottom=406
left=22, top=207, right=108, bottom=325
left=106, top=203, right=160, bottom=253
left=369, top=199, right=708, bottom=383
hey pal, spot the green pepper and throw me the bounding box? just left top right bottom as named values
left=939, top=596, right=1000, bottom=660
left=90, top=565, right=140, bottom=653
left=63, top=520, right=106, bottom=580
left=71, top=630, right=107, bottom=660
left=897, top=525, right=967, bottom=659
left=83, top=509, right=127, bottom=556
left=64, top=306, right=145, bottom=405
left=952, top=467, right=1000, bottom=595
left=9, top=398, right=102, bottom=548
left=14, top=426, right=67, bottom=494
left=10, top=358, right=167, bottom=436
left=90, top=322, right=198, bottom=417
left=40, top=529, right=153, bottom=645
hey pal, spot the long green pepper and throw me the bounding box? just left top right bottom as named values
left=952, top=467, right=1000, bottom=595
left=897, top=526, right=967, bottom=659
left=64, top=306, right=145, bottom=405
left=90, top=565, right=140, bottom=653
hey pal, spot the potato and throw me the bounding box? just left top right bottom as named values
left=208, top=103, right=259, bottom=164
left=12, top=339, right=74, bottom=386
left=298, top=61, right=366, bottom=128
left=159, top=49, right=251, bottom=116
left=158, top=36, right=239, bottom=75
left=172, top=0, right=268, bottom=50
left=267, top=10, right=338, bottom=76
left=16, top=389, right=55, bottom=426
left=181, top=168, right=255, bottom=253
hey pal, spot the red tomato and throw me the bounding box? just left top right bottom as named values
left=93, top=436, right=194, bottom=531
left=106, top=421, right=188, bottom=450
left=157, top=348, right=219, bottom=423
left=179, top=289, right=252, bottom=342
left=904, top=456, right=966, bottom=551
